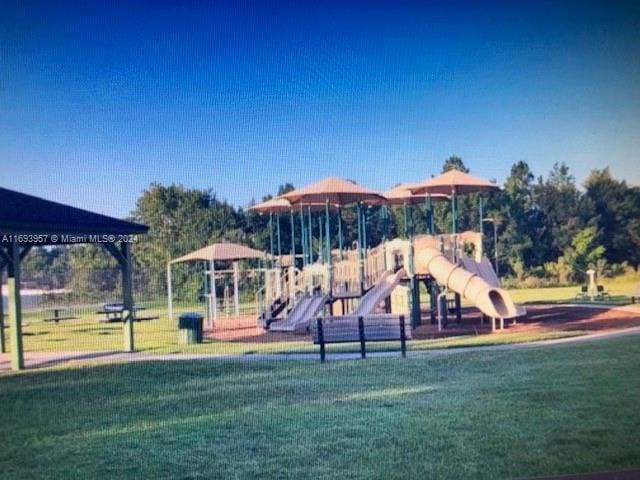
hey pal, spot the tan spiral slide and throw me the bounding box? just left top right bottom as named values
left=414, top=247, right=520, bottom=319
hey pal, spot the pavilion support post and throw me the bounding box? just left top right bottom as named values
left=7, top=241, right=24, bottom=370
left=121, top=242, right=135, bottom=353
left=403, top=202, right=408, bottom=239
left=167, top=263, right=174, bottom=323
left=0, top=263, right=5, bottom=353
left=233, top=261, right=240, bottom=316
left=209, top=260, right=217, bottom=327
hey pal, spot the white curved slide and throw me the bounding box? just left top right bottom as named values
left=270, top=294, right=327, bottom=332
left=415, top=247, right=520, bottom=319
left=353, top=268, right=406, bottom=316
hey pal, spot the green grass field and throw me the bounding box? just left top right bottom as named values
left=2, top=336, right=640, bottom=479
left=2, top=277, right=637, bottom=357
left=5, top=311, right=583, bottom=356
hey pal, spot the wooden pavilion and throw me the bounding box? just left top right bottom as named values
left=0, top=187, right=149, bottom=371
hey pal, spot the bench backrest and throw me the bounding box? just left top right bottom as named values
left=312, top=315, right=411, bottom=344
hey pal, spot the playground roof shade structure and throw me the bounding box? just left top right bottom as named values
left=248, top=197, right=326, bottom=214
left=0, top=187, right=149, bottom=371
left=170, top=242, right=266, bottom=264
left=379, top=183, right=450, bottom=205
left=409, top=170, right=500, bottom=196
left=0, top=187, right=148, bottom=239
left=280, top=176, right=386, bottom=207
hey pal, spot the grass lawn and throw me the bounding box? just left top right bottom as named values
left=507, top=277, right=639, bottom=305
left=6, top=310, right=584, bottom=356
left=1, top=336, right=640, bottom=479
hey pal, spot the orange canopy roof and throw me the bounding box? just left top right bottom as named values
left=409, top=170, right=500, bottom=195
left=280, top=176, right=386, bottom=206
left=378, top=183, right=450, bottom=205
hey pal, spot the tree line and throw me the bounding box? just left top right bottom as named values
left=20, top=158, right=640, bottom=299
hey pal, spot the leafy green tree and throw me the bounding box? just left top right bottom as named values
left=584, top=168, right=640, bottom=266
left=533, top=163, right=587, bottom=263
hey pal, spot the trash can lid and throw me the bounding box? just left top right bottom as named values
left=179, top=312, right=203, bottom=320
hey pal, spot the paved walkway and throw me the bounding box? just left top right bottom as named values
left=2, top=325, right=640, bottom=373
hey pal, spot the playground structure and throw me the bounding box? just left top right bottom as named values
left=165, top=172, right=526, bottom=336
left=247, top=172, right=526, bottom=335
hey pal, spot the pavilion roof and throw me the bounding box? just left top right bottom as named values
left=0, top=187, right=148, bottom=244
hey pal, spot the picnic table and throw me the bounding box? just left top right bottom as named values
left=96, top=304, right=158, bottom=323
left=43, top=306, right=77, bottom=323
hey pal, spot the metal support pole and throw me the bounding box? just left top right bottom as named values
left=451, top=188, right=457, bottom=263
left=209, top=260, right=217, bottom=326
left=269, top=212, right=275, bottom=267
left=299, top=208, right=306, bottom=267
left=494, top=221, right=499, bottom=277
left=325, top=200, right=333, bottom=297
left=325, top=200, right=331, bottom=265
left=403, top=202, right=408, bottom=239
left=276, top=213, right=282, bottom=266
left=166, top=263, right=173, bottom=323
left=307, top=207, right=313, bottom=263
left=121, top=242, right=135, bottom=353
left=357, top=202, right=365, bottom=293
left=479, top=195, right=484, bottom=236
left=289, top=209, right=295, bottom=268
left=318, top=216, right=324, bottom=263
left=362, top=206, right=368, bottom=252
left=8, top=241, right=24, bottom=370
left=338, top=207, right=344, bottom=260
left=425, top=196, right=433, bottom=235
left=233, top=261, right=240, bottom=316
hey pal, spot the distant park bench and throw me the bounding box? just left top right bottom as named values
left=96, top=304, right=159, bottom=323
left=312, top=314, right=410, bottom=362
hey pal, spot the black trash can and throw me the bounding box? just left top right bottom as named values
left=178, top=312, right=204, bottom=344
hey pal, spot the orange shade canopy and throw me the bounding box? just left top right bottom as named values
left=280, top=176, right=386, bottom=207
left=409, top=170, right=500, bottom=196
left=377, top=183, right=450, bottom=206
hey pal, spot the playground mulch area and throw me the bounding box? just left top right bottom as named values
left=413, top=305, right=640, bottom=339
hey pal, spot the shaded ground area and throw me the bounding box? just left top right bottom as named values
left=205, top=305, right=640, bottom=343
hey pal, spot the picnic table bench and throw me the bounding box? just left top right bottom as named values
left=96, top=304, right=159, bottom=323
left=43, top=306, right=77, bottom=323
left=312, top=314, right=410, bottom=362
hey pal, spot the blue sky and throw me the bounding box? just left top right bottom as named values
left=2, top=0, right=639, bottom=217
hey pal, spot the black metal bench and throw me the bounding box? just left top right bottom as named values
left=312, top=314, right=410, bottom=362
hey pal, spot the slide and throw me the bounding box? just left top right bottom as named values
left=415, top=247, right=521, bottom=319
left=353, top=268, right=406, bottom=316
left=270, top=294, right=327, bottom=332
left=460, top=256, right=526, bottom=316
